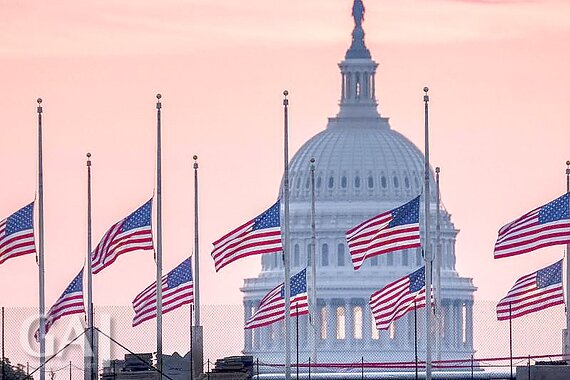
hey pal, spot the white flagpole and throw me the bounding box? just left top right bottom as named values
left=192, top=155, right=204, bottom=376
left=435, top=166, right=442, bottom=362
left=423, top=87, right=433, bottom=380
left=564, top=161, right=570, bottom=360
left=86, top=153, right=96, bottom=380
left=309, top=158, right=318, bottom=364
left=37, top=98, right=46, bottom=380
left=156, top=94, right=163, bottom=377
left=282, top=90, right=292, bottom=380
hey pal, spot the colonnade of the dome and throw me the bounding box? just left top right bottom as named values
left=243, top=298, right=474, bottom=362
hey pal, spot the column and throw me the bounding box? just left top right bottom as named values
left=326, top=301, right=335, bottom=347
left=443, top=300, right=451, bottom=349
left=453, top=301, right=462, bottom=349
left=341, top=73, right=346, bottom=101
left=345, top=301, right=354, bottom=348
left=244, top=301, right=253, bottom=351
left=465, top=300, right=474, bottom=351
left=363, top=300, right=372, bottom=347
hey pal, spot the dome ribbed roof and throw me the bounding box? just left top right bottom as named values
left=288, top=120, right=435, bottom=203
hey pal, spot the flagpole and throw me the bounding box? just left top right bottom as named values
left=193, top=155, right=204, bottom=377
left=422, top=87, right=433, bottom=380
left=190, top=304, right=194, bottom=380
left=156, top=93, right=163, bottom=377
left=434, top=166, right=442, bottom=362
left=37, top=98, right=46, bottom=380
left=86, top=153, right=96, bottom=380
left=296, top=304, right=299, bottom=380
left=509, top=303, right=513, bottom=380
left=282, top=90, right=292, bottom=380
left=414, top=302, right=418, bottom=380
left=564, top=161, right=570, bottom=360
left=309, top=158, right=317, bottom=364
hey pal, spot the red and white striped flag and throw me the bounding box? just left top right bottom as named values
left=245, top=268, right=308, bottom=329
left=0, top=202, right=36, bottom=265
left=211, top=201, right=281, bottom=272
left=496, top=260, right=564, bottom=320
left=494, top=193, right=570, bottom=259
left=36, top=269, right=84, bottom=340
left=132, top=257, right=193, bottom=327
left=92, top=199, right=154, bottom=274
left=346, top=196, right=421, bottom=270
left=369, top=266, right=427, bottom=330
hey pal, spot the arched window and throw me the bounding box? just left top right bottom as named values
left=381, top=176, right=387, bottom=188
left=355, top=176, right=361, bottom=188
left=336, top=307, right=346, bottom=339
left=405, top=177, right=410, bottom=188
left=317, top=176, right=322, bottom=188
left=354, top=306, right=363, bottom=339
left=296, top=175, right=301, bottom=189
left=322, top=244, right=329, bottom=266
left=368, top=176, right=374, bottom=189
left=341, top=176, right=348, bottom=188
left=393, top=176, right=399, bottom=188
left=371, top=319, right=379, bottom=340
left=371, top=256, right=379, bottom=266
left=402, top=249, right=409, bottom=266
left=294, top=244, right=300, bottom=267
left=328, top=177, right=334, bottom=189
left=337, top=244, right=345, bottom=266
left=387, top=253, right=394, bottom=266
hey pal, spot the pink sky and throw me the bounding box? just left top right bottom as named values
left=0, top=0, right=569, bottom=310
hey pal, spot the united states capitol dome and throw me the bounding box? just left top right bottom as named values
left=242, top=0, right=475, bottom=364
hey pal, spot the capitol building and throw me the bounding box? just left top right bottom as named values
left=242, top=0, right=476, bottom=364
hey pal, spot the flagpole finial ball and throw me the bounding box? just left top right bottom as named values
left=310, top=158, right=315, bottom=164
left=423, top=87, right=429, bottom=93
left=37, top=98, right=42, bottom=104
left=193, top=155, right=198, bottom=161
left=566, top=160, right=570, bottom=166
left=435, top=167, right=440, bottom=173
left=87, top=153, right=91, bottom=158
left=156, top=93, right=162, bottom=100
left=283, top=90, right=289, bottom=97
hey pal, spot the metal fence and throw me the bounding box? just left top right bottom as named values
left=0, top=301, right=565, bottom=378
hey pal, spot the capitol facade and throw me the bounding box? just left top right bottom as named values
left=242, top=0, right=476, bottom=364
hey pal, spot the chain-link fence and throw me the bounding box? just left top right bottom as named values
left=0, top=301, right=565, bottom=378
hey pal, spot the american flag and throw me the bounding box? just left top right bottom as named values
left=0, top=202, right=36, bottom=265
left=369, top=266, right=427, bottom=330
left=132, top=257, right=193, bottom=327
left=36, top=269, right=85, bottom=340
left=245, top=268, right=308, bottom=329
left=211, top=201, right=281, bottom=272
left=346, top=196, right=421, bottom=270
left=494, top=193, right=570, bottom=259
left=92, top=199, right=154, bottom=274
left=496, top=260, right=564, bottom=321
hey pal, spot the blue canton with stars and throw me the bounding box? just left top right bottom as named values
left=281, top=268, right=307, bottom=298
left=167, top=258, right=193, bottom=289
left=6, top=203, right=34, bottom=236
left=388, top=196, right=420, bottom=228
left=252, top=201, right=280, bottom=231
left=408, top=266, right=425, bottom=293
left=536, top=260, right=562, bottom=289
left=121, top=199, right=152, bottom=232
left=538, top=193, right=569, bottom=224
left=63, top=269, right=84, bottom=295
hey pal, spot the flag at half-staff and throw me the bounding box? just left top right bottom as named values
left=494, top=193, right=570, bottom=259
left=346, top=195, right=421, bottom=270
left=370, top=266, right=427, bottom=330
left=132, top=257, right=193, bottom=327
left=0, top=202, right=36, bottom=265
left=245, top=268, right=308, bottom=329
left=91, top=199, right=154, bottom=274
left=211, top=201, right=281, bottom=272
left=35, top=269, right=85, bottom=340
left=497, top=260, right=564, bottom=320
